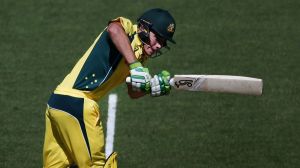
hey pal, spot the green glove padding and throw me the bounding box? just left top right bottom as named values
left=150, top=70, right=171, bottom=97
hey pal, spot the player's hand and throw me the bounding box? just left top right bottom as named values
left=150, top=70, right=171, bottom=97
left=129, top=61, right=151, bottom=92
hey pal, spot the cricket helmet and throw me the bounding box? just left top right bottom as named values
left=137, top=8, right=176, bottom=44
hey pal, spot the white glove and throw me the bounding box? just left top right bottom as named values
left=129, top=61, right=151, bottom=92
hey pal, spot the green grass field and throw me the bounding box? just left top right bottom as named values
left=1, top=0, right=299, bottom=167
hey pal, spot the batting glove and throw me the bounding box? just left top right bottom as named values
left=150, top=70, right=171, bottom=97
left=129, top=61, right=151, bottom=92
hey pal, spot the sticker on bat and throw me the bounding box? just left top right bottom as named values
left=175, top=80, right=193, bottom=88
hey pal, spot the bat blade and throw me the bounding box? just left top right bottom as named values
left=169, top=75, right=263, bottom=96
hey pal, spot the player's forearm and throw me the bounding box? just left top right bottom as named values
left=107, top=22, right=136, bottom=64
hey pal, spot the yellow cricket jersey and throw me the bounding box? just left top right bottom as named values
left=54, top=17, right=147, bottom=101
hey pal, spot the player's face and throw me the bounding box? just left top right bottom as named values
left=143, top=31, right=166, bottom=56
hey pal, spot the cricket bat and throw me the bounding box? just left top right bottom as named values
left=169, top=75, right=263, bottom=96
left=126, top=75, right=263, bottom=96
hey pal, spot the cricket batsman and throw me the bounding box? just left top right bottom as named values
left=43, top=8, right=176, bottom=167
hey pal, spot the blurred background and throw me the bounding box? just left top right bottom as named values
left=0, top=0, right=299, bottom=167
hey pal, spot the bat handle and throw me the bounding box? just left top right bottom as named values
left=125, top=77, right=131, bottom=84
left=169, top=78, right=175, bottom=87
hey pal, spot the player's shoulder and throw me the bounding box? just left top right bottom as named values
left=111, top=16, right=132, bottom=23
left=109, top=17, right=136, bottom=35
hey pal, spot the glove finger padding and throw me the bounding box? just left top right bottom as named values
left=150, top=70, right=171, bottom=97
left=158, top=73, right=171, bottom=95
left=150, top=75, right=161, bottom=96
left=129, top=62, right=151, bottom=93
left=126, top=77, right=150, bottom=93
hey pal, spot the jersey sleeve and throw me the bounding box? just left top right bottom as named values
left=108, top=17, right=134, bottom=35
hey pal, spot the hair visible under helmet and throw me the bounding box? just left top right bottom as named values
left=137, top=8, right=176, bottom=49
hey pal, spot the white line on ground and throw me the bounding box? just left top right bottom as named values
left=105, top=93, right=118, bottom=159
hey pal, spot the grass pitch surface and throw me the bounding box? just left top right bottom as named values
left=0, top=0, right=299, bottom=167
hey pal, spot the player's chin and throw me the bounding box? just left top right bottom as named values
left=144, top=48, right=154, bottom=56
